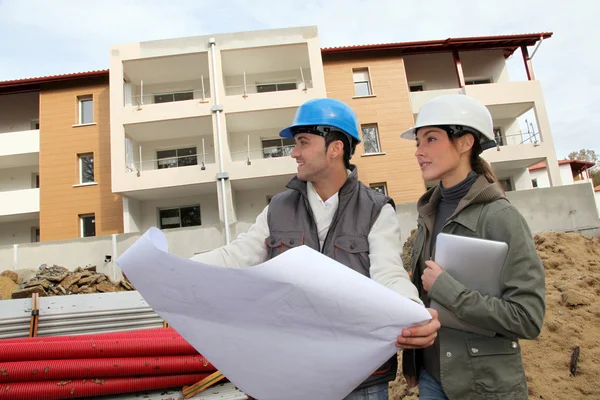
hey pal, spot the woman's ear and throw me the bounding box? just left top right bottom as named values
left=458, top=134, right=475, bottom=154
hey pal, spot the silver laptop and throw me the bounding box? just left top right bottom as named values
left=430, top=233, right=509, bottom=337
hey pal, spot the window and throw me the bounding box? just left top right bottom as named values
left=31, top=120, right=40, bottom=130
left=154, top=91, right=194, bottom=104
left=80, top=214, right=96, bottom=238
left=370, top=182, right=388, bottom=196
left=493, top=127, right=504, bottom=146
left=32, top=173, right=40, bottom=188
left=532, top=178, right=538, bottom=188
left=465, top=78, right=492, bottom=85
left=78, top=95, right=93, bottom=124
left=157, top=147, right=197, bottom=169
left=256, top=82, right=297, bottom=93
left=266, top=195, right=273, bottom=204
left=409, top=83, right=425, bottom=92
left=31, top=227, right=40, bottom=243
left=361, top=124, right=381, bottom=154
left=79, top=154, right=94, bottom=183
left=262, top=138, right=295, bottom=158
left=159, top=206, right=201, bottom=229
left=498, top=178, right=514, bottom=192
left=353, top=68, right=372, bottom=97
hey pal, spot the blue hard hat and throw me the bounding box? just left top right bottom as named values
left=279, top=98, right=361, bottom=144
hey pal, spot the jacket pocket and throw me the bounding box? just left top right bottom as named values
left=265, top=232, right=304, bottom=259
left=467, top=336, right=527, bottom=396
left=333, top=235, right=370, bottom=276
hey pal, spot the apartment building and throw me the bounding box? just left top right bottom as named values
left=1, top=27, right=563, bottom=246
left=0, top=71, right=123, bottom=246
left=109, top=27, right=326, bottom=239
left=322, top=33, right=561, bottom=202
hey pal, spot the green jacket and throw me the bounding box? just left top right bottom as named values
left=402, top=175, right=546, bottom=400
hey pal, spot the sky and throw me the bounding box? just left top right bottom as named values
left=0, top=0, right=598, bottom=159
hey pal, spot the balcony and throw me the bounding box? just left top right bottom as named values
left=122, top=52, right=212, bottom=123
left=225, top=108, right=298, bottom=180
left=117, top=116, right=217, bottom=195
left=0, top=130, right=40, bottom=168
left=221, top=44, right=317, bottom=112
left=0, top=188, right=40, bottom=219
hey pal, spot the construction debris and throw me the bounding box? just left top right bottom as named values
left=0, top=265, right=136, bottom=299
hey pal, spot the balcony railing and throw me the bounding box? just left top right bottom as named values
left=130, top=89, right=210, bottom=107
left=224, top=67, right=313, bottom=97
left=231, top=145, right=295, bottom=165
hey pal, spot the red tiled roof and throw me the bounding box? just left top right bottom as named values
left=321, top=32, right=552, bottom=58
left=529, top=159, right=596, bottom=172
left=0, top=70, right=109, bottom=93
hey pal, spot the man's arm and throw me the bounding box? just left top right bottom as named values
left=190, top=205, right=270, bottom=268
left=368, top=204, right=422, bottom=304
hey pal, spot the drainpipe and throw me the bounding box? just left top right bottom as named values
left=209, top=37, right=231, bottom=244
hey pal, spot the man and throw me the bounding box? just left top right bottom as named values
left=192, top=98, right=440, bottom=399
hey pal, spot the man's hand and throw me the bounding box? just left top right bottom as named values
left=422, top=260, right=444, bottom=292
left=396, top=308, right=440, bottom=349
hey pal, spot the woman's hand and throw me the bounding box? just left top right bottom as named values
left=422, top=260, right=444, bottom=292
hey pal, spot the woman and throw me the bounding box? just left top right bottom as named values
left=399, top=94, right=545, bottom=399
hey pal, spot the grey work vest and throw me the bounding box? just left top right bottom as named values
left=265, top=166, right=393, bottom=275
left=265, top=165, right=398, bottom=389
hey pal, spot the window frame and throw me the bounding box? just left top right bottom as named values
left=158, top=205, right=202, bottom=229
left=79, top=214, right=96, bottom=238
left=156, top=146, right=198, bottom=169
left=361, top=123, right=382, bottom=154
left=78, top=95, right=94, bottom=125
left=465, top=77, right=493, bottom=86
left=352, top=68, right=373, bottom=97
left=369, top=182, right=388, bottom=196
left=78, top=153, right=95, bottom=184
left=261, top=138, right=295, bottom=159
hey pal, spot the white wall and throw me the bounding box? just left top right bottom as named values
left=560, top=164, right=575, bottom=185
left=123, top=197, right=142, bottom=233
left=595, top=190, right=600, bottom=219
left=404, top=50, right=507, bottom=90
left=137, top=136, right=216, bottom=170
left=228, top=128, right=282, bottom=162
left=513, top=168, right=533, bottom=190
left=460, top=50, right=509, bottom=83
left=233, top=189, right=274, bottom=223
left=139, top=194, right=220, bottom=231
left=530, top=168, right=551, bottom=188
left=0, top=92, right=39, bottom=134
left=0, top=166, right=38, bottom=191
left=494, top=118, right=521, bottom=146
left=0, top=220, right=38, bottom=246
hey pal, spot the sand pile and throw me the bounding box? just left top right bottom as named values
left=390, top=231, right=600, bottom=400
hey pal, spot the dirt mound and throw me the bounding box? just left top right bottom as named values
left=391, top=231, right=600, bottom=399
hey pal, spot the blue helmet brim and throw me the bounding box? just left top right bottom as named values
left=279, top=126, right=295, bottom=139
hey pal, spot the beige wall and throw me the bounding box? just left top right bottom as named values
left=0, top=92, right=39, bottom=133
left=39, top=77, right=123, bottom=241
left=0, top=166, right=38, bottom=191
left=404, top=50, right=508, bottom=90
left=233, top=189, right=272, bottom=223
left=0, top=220, right=39, bottom=246
left=323, top=54, right=426, bottom=204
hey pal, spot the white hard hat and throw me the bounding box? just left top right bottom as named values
left=400, top=94, right=496, bottom=150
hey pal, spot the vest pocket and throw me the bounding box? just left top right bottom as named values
left=265, top=232, right=304, bottom=258
left=333, top=235, right=370, bottom=276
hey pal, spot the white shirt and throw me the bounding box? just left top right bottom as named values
left=191, top=185, right=421, bottom=304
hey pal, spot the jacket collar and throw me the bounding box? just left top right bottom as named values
left=417, top=174, right=506, bottom=232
